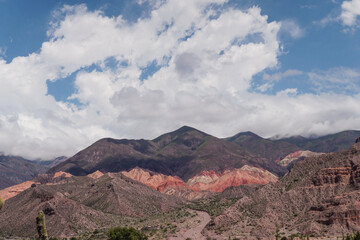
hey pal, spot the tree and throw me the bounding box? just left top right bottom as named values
left=36, top=210, right=49, bottom=240
left=0, top=197, right=3, bottom=210
left=107, top=227, right=148, bottom=240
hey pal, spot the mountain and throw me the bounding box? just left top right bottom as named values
left=49, top=126, right=286, bottom=180
left=0, top=155, right=66, bottom=189
left=0, top=172, right=182, bottom=238
left=227, top=130, right=360, bottom=163
left=207, top=139, right=360, bottom=239
left=281, top=130, right=360, bottom=153
left=226, top=131, right=300, bottom=161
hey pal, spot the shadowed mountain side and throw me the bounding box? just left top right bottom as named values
left=49, top=126, right=286, bottom=180
left=209, top=140, right=360, bottom=239
left=0, top=155, right=67, bottom=189
left=226, top=131, right=300, bottom=161
left=227, top=130, right=360, bottom=163
left=281, top=130, right=360, bottom=153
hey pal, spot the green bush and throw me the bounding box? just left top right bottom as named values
left=107, top=227, right=148, bottom=240
left=0, top=197, right=3, bottom=210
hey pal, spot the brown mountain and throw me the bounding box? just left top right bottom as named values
left=227, top=130, right=360, bottom=163
left=226, top=131, right=300, bottom=161
left=49, top=126, right=286, bottom=180
left=0, top=172, right=182, bottom=238
left=281, top=130, right=360, bottom=153
left=0, top=155, right=67, bottom=189
left=208, top=139, right=360, bottom=239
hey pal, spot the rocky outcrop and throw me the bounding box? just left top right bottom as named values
left=187, top=166, right=278, bottom=192
left=209, top=141, right=360, bottom=239
left=0, top=172, right=74, bottom=201
left=0, top=180, right=37, bottom=201
left=278, top=150, right=324, bottom=167
left=87, top=170, right=104, bottom=179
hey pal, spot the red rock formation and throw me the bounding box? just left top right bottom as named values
left=87, top=170, right=104, bottom=179
left=121, top=168, right=189, bottom=192
left=0, top=171, right=74, bottom=201
left=187, top=165, right=278, bottom=192
left=122, top=166, right=278, bottom=195
left=0, top=181, right=37, bottom=201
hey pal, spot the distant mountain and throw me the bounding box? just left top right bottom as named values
left=0, top=172, right=182, bottom=238
left=227, top=130, right=360, bottom=161
left=209, top=140, right=360, bottom=239
left=226, top=131, right=300, bottom=161
left=0, top=155, right=67, bottom=189
left=281, top=130, right=360, bottom=153
left=49, top=126, right=286, bottom=180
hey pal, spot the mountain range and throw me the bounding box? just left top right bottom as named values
left=1, top=126, right=360, bottom=239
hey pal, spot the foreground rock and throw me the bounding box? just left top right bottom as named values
left=209, top=140, right=360, bottom=239
left=0, top=173, right=182, bottom=238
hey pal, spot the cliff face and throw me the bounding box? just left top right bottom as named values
left=209, top=141, right=360, bottom=239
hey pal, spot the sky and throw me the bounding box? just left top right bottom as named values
left=0, top=0, right=360, bottom=159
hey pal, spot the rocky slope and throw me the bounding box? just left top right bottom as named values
left=49, top=126, right=286, bottom=180
left=277, top=150, right=324, bottom=168
left=0, top=171, right=73, bottom=201
left=208, top=140, right=360, bottom=239
left=0, top=172, right=182, bottom=238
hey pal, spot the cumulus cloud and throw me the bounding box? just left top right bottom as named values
left=0, top=0, right=359, bottom=159
left=341, top=0, right=360, bottom=26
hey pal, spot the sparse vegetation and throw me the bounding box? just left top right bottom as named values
left=107, top=226, right=148, bottom=240
left=36, top=210, right=49, bottom=240
left=344, top=232, right=360, bottom=240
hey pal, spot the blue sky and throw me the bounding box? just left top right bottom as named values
left=0, top=0, right=360, bottom=159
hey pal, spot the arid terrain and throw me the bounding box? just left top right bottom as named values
left=1, top=127, right=360, bottom=239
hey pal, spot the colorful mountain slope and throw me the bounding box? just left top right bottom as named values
left=49, top=126, right=286, bottom=180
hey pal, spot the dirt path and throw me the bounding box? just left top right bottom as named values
left=169, top=210, right=211, bottom=240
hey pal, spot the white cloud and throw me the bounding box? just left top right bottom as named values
left=308, top=67, right=360, bottom=93
left=341, top=0, right=360, bottom=26
left=280, top=20, right=305, bottom=39
left=263, top=69, right=304, bottom=82
left=0, top=1, right=359, bottom=160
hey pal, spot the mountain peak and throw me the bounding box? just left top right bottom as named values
left=229, top=131, right=261, bottom=140
left=153, top=125, right=209, bottom=143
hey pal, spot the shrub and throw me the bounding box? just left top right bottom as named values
left=0, top=197, right=3, bottom=210
left=107, top=227, right=148, bottom=240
